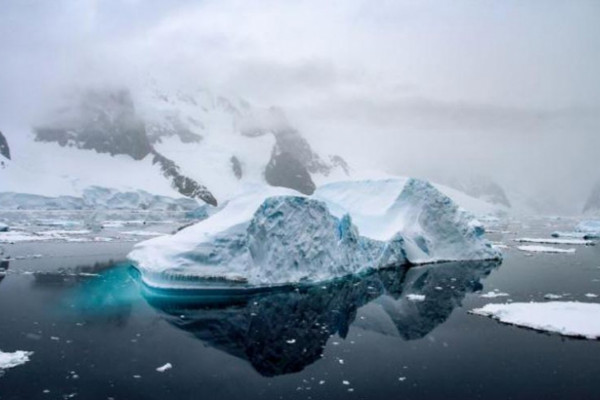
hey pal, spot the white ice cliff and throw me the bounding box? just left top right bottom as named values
left=128, top=178, right=501, bottom=287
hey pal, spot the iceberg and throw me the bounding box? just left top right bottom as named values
left=576, top=220, right=600, bottom=238
left=128, top=178, right=501, bottom=288
left=550, top=220, right=600, bottom=240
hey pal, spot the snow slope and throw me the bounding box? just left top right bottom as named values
left=129, top=178, right=501, bottom=287
left=471, top=302, right=600, bottom=339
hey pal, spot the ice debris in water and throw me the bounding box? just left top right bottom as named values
left=129, top=178, right=501, bottom=287
left=514, top=238, right=595, bottom=246
left=516, top=245, right=575, bottom=254
left=156, top=363, right=172, bottom=372
left=480, top=291, right=509, bottom=298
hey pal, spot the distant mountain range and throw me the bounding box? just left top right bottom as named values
left=0, top=85, right=349, bottom=205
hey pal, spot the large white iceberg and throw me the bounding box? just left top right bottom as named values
left=128, top=178, right=501, bottom=287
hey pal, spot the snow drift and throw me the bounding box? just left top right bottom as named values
left=129, top=178, right=501, bottom=288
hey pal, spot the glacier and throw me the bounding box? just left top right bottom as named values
left=128, top=177, right=501, bottom=288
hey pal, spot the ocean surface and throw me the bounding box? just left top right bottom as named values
left=0, top=217, right=599, bottom=399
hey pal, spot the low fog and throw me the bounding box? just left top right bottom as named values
left=1, top=0, right=599, bottom=213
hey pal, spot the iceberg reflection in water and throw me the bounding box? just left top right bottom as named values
left=138, top=260, right=500, bottom=376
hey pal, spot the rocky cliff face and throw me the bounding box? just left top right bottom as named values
left=33, top=89, right=218, bottom=205
left=35, top=89, right=152, bottom=160
left=241, top=107, right=346, bottom=195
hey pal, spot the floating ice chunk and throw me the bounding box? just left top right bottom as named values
left=544, top=294, right=563, bottom=300
left=0, top=231, right=55, bottom=243
left=516, top=245, right=575, bottom=254
left=156, top=363, right=172, bottom=372
left=406, top=294, right=426, bottom=302
left=514, top=238, right=594, bottom=246
left=471, top=302, right=600, bottom=339
left=0, top=223, right=8, bottom=232
left=0, top=350, right=33, bottom=370
left=551, top=231, right=590, bottom=239
left=480, top=291, right=509, bottom=298
left=585, top=293, right=598, bottom=298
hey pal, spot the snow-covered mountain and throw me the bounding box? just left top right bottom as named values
left=0, top=85, right=349, bottom=205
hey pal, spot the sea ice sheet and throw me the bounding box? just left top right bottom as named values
left=471, top=302, right=600, bottom=339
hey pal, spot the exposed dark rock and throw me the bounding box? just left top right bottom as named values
left=146, top=115, right=203, bottom=144
left=230, top=156, right=243, bottom=179
left=241, top=107, right=349, bottom=179
left=329, top=154, right=350, bottom=175
left=152, top=151, right=218, bottom=206
left=264, top=151, right=316, bottom=195
left=0, top=130, right=10, bottom=160
left=34, top=89, right=152, bottom=160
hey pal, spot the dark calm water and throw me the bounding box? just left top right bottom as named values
left=1, top=218, right=600, bottom=400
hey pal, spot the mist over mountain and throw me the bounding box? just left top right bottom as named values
left=1, top=0, right=599, bottom=214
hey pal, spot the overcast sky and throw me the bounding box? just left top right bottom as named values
left=1, top=0, right=599, bottom=212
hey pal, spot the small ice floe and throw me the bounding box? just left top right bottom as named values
left=514, top=238, right=594, bottom=246
left=552, top=231, right=589, bottom=239
left=544, top=294, right=564, bottom=300
left=0, top=350, right=33, bottom=371
left=517, top=245, right=575, bottom=254
left=398, top=377, right=407, bottom=382
left=156, top=363, right=172, bottom=372
left=406, top=294, right=426, bottom=302
left=479, top=291, right=509, bottom=298
left=286, top=339, right=296, bottom=344
left=471, top=302, right=600, bottom=339
left=0, top=223, right=9, bottom=232
left=491, top=242, right=509, bottom=250
left=342, top=380, right=350, bottom=385
left=122, top=231, right=165, bottom=237
left=585, top=293, right=598, bottom=298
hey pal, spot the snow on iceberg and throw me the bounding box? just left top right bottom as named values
left=471, top=302, right=600, bottom=339
left=128, top=178, right=501, bottom=287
